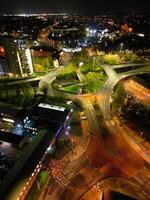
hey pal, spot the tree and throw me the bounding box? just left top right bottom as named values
left=102, top=54, right=121, bottom=65
left=112, top=85, right=126, bottom=110
left=85, top=72, right=105, bottom=92
left=33, top=64, right=45, bottom=72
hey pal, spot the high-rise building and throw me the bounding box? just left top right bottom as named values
left=0, top=36, right=33, bottom=77
left=0, top=59, right=8, bottom=76
left=0, top=45, right=9, bottom=76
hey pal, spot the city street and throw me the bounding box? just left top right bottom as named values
left=0, top=10, right=150, bottom=200
left=38, top=62, right=150, bottom=200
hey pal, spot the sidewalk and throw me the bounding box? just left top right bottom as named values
left=113, top=116, right=150, bottom=164
left=124, top=124, right=150, bottom=163
left=38, top=138, right=86, bottom=200
left=38, top=111, right=89, bottom=200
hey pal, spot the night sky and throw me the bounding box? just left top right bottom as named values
left=1, top=0, right=150, bottom=14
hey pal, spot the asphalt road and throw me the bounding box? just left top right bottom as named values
left=38, top=66, right=63, bottom=94
left=97, top=63, right=150, bottom=121
left=32, top=62, right=150, bottom=200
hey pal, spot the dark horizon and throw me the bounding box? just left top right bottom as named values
left=0, top=0, right=150, bottom=15
left=1, top=11, right=150, bottom=16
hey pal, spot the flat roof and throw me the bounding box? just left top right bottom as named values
left=38, top=103, right=66, bottom=112
left=0, top=130, right=24, bottom=144
left=15, top=95, right=71, bottom=124
left=25, top=104, right=70, bottom=134
left=33, top=105, right=69, bottom=122
left=14, top=95, right=72, bottom=138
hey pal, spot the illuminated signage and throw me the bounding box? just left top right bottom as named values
left=2, top=118, right=14, bottom=123
left=38, top=103, right=65, bottom=112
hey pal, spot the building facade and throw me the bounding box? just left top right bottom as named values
left=0, top=36, right=33, bottom=77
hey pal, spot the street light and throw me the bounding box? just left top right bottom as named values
left=93, top=56, right=96, bottom=69
left=120, top=43, right=123, bottom=51
left=47, top=145, right=52, bottom=151
left=79, top=62, right=84, bottom=67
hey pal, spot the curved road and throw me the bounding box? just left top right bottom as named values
left=36, top=62, right=150, bottom=200
left=97, top=63, right=150, bottom=121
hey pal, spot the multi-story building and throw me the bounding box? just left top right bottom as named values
left=0, top=45, right=8, bottom=76
left=0, top=95, right=73, bottom=199
left=0, top=36, right=33, bottom=77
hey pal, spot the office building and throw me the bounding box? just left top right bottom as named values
left=0, top=36, right=33, bottom=77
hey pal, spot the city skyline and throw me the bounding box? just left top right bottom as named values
left=0, top=10, right=150, bottom=200
left=0, top=0, right=150, bottom=14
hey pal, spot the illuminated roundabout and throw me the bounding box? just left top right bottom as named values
left=39, top=63, right=150, bottom=138
left=37, top=63, right=150, bottom=200
left=38, top=25, right=150, bottom=199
